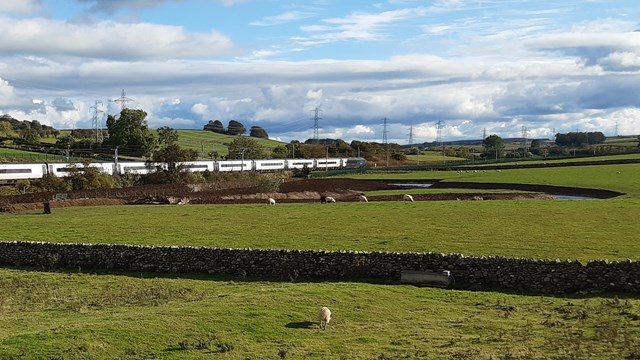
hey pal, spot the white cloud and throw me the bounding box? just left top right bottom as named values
left=347, top=125, right=374, bottom=135
left=0, top=0, right=41, bottom=13
left=0, top=17, right=237, bottom=60
left=0, top=78, right=18, bottom=106
left=598, top=51, right=640, bottom=71
left=77, top=0, right=248, bottom=13
left=250, top=11, right=315, bottom=26
left=191, top=103, right=209, bottom=116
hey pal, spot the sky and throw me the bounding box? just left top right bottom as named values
left=0, top=0, right=639, bottom=144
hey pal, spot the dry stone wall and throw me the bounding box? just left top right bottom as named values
left=0, top=241, right=638, bottom=294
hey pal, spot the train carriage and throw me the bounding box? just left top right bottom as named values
left=0, top=163, right=47, bottom=184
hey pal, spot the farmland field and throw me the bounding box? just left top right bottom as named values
left=1, top=161, right=639, bottom=359
left=175, top=130, right=284, bottom=158
left=0, top=268, right=638, bottom=359
left=0, top=147, right=69, bottom=161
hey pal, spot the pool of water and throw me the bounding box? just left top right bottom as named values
left=390, top=183, right=434, bottom=188
left=550, top=195, right=598, bottom=200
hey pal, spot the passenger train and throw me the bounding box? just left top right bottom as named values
left=0, top=157, right=368, bottom=184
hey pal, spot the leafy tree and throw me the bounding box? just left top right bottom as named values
left=0, top=121, right=12, bottom=137
left=66, top=161, right=116, bottom=190
left=271, top=145, right=290, bottom=158
left=555, top=132, right=606, bottom=147
left=157, top=126, right=179, bottom=147
left=530, top=139, right=542, bottom=149
left=227, top=136, right=264, bottom=159
left=249, top=126, right=269, bottom=139
left=149, top=127, right=198, bottom=173
left=203, top=119, right=225, bottom=133
left=30, top=120, right=43, bottom=132
left=227, top=120, right=246, bottom=135
left=56, top=135, right=75, bottom=147
left=483, top=134, right=505, bottom=159
left=106, top=109, right=156, bottom=156
left=20, top=123, right=40, bottom=144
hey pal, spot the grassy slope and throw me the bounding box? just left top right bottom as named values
left=175, top=130, right=284, bottom=158
left=0, top=147, right=68, bottom=161
left=0, top=268, right=638, bottom=360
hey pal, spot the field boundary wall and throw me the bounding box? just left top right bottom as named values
left=0, top=241, right=638, bottom=294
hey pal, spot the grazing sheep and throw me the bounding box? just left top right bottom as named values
left=268, top=198, right=276, bottom=205
left=403, top=194, right=414, bottom=202
left=358, top=194, right=368, bottom=202
left=318, top=306, right=332, bottom=330
left=325, top=196, right=336, bottom=203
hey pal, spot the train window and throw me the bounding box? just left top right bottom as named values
left=0, top=168, right=32, bottom=174
left=258, top=162, right=284, bottom=167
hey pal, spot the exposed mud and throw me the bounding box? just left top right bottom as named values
left=0, top=177, right=618, bottom=212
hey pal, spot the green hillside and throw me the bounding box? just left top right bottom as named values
left=173, top=130, right=284, bottom=159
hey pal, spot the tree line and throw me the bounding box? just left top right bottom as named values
left=203, top=119, right=269, bottom=139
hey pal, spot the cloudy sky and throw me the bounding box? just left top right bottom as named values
left=0, top=0, right=639, bottom=144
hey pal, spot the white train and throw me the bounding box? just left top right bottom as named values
left=0, top=157, right=367, bottom=184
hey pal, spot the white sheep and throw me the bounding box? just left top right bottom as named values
left=358, top=194, right=368, bottom=202
left=403, top=194, right=414, bottom=202
left=318, top=306, right=332, bottom=330
left=325, top=196, right=336, bottom=203
left=268, top=198, right=276, bottom=205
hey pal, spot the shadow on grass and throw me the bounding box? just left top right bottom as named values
left=2, top=265, right=638, bottom=300
left=285, top=321, right=316, bottom=329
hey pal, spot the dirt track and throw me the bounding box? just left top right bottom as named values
left=1, top=177, right=620, bottom=212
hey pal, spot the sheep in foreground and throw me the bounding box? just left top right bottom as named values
left=318, top=306, right=332, bottom=330
left=325, top=196, right=336, bottom=203
left=403, top=194, right=414, bottom=202
left=358, top=194, right=368, bottom=202
left=268, top=198, right=276, bottom=205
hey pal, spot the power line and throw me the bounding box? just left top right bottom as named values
left=382, top=117, right=388, bottom=144
left=408, top=124, right=414, bottom=147
left=112, top=89, right=134, bottom=111
left=90, top=100, right=104, bottom=143
left=311, top=107, right=321, bottom=142
left=436, top=120, right=445, bottom=164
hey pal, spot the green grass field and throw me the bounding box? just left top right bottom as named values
left=2, top=160, right=640, bottom=358
left=353, top=163, right=640, bottom=197
left=405, top=151, right=466, bottom=164
left=2, top=199, right=638, bottom=262
left=603, top=135, right=639, bottom=147
left=461, top=153, right=640, bottom=168
left=175, top=130, right=284, bottom=158
left=0, top=268, right=638, bottom=359
left=0, top=147, right=69, bottom=161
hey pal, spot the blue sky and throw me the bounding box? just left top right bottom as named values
left=0, top=0, right=639, bottom=143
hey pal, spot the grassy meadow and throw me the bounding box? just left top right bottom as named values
left=0, top=268, right=638, bottom=359
left=1, top=158, right=640, bottom=358
left=2, top=199, right=638, bottom=262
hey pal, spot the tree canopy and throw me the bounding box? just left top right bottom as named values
left=482, top=134, right=505, bottom=159
left=227, top=136, right=264, bottom=159
left=150, top=127, right=198, bottom=172
left=555, top=132, right=606, bottom=147
left=106, top=109, right=156, bottom=156
left=249, top=126, right=269, bottom=139
left=203, top=120, right=225, bottom=134
left=227, top=120, right=246, bottom=135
